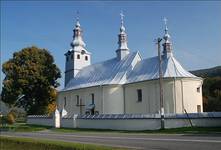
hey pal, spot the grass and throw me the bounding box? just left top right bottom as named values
left=0, top=123, right=51, bottom=132
left=0, top=136, right=127, bottom=150
left=52, top=126, right=221, bottom=134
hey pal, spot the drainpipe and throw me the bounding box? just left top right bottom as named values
left=100, top=85, right=104, bottom=114
left=123, top=85, right=126, bottom=114
left=173, top=77, right=177, bottom=113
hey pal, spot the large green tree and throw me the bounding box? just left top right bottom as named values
left=1, top=46, right=61, bottom=114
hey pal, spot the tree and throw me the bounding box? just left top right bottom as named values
left=1, top=46, right=61, bottom=115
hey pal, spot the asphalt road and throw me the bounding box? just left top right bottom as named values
left=1, top=131, right=221, bottom=150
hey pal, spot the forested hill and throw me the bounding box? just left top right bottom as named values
left=190, top=66, right=221, bottom=78
left=190, top=66, right=221, bottom=112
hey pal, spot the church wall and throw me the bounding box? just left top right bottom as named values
left=57, top=86, right=103, bottom=115
left=181, top=78, right=203, bottom=113
left=124, top=79, right=175, bottom=114
left=124, top=78, right=203, bottom=114
left=103, top=85, right=124, bottom=114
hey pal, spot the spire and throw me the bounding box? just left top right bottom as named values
left=116, top=11, right=129, bottom=60
left=162, top=17, right=172, bottom=56
left=70, top=11, right=86, bottom=50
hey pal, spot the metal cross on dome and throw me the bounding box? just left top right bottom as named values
left=163, top=17, right=168, bottom=30
left=76, top=10, right=80, bottom=21
left=163, top=17, right=168, bottom=25
left=120, top=11, right=125, bottom=25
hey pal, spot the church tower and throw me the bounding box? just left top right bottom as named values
left=116, top=12, right=130, bottom=60
left=162, top=18, right=172, bottom=57
left=64, top=16, right=91, bottom=87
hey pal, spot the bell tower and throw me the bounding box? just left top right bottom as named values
left=116, top=11, right=130, bottom=60
left=162, top=17, right=173, bottom=57
left=64, top=15, right=91, bottom=87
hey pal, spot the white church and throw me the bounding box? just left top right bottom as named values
left=57, top=14, right=203, bottom=116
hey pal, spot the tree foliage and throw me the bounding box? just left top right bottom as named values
left=191, top=66, right=221, bottom=112
left=1, top=46, right=61, bottom=115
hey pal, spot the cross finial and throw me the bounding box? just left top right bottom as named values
left=76, top=10, right=80, bottom=21
left=163, top=17, right=168, bottom=31
left=163, top=17, right=167, bottom=25
left=120, top=11, right=125, bottom=25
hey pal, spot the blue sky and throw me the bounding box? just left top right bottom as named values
left=1, top=1, right=221, bottom=89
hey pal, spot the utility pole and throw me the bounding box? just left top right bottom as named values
left=156, top=38, right=165, bottom=129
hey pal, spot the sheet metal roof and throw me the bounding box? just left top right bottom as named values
left=62, top=52, right=197, bottom=91
left=126, top=54, right=196, bottom=83
left=63, top=52, right=138, bottom=91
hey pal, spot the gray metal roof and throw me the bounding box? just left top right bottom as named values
left=126, top=54, right=196, bottom=84
left=62, top=52, right=197, bottom=92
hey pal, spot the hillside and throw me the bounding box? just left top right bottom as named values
left=190, top=66, right=221, bottom=78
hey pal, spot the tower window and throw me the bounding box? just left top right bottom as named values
left=137, top=89, right=142, bottom=102
left=85, top=56, right=88, bottom=61
left=66, top=56, right=69, bottom=61
left=71, top=54, right=73, bottom=59
left=77, top=54, right=80, bottom=59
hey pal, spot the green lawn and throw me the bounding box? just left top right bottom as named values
left=52, top=126, right=221, bottom=134
left=0, top=123, right=51, bottom=132
left=0, top=136, right=127, bottom=150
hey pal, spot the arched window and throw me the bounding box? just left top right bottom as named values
left=85, top=56, right=88, bottom=61
left=77, top=54, right=80, bottom=59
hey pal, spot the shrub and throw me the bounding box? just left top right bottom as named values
left=7, top=112, right=16, bottom=124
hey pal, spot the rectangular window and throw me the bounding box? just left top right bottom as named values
left=91, top=93, right=94, bottom=104
left=71, top=54, right=73, bottom=59
left=64, top=97, right=66, bottom=107
left=137, top=89, right=142, bottom=102
left=197, top=87, right=200, bottom=93
left=66, top=56, right=69, bottom=61
left=76, top=95, right=79, bottom=106
left=77, top=54, right=80, bottom=59
left=197, top=105, right=201, bottom=113
left=85, top=56, right=88, bottom=61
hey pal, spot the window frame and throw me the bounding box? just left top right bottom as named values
left=76, top=95, right=80, bottom=106
left=77, top=54, right=80, bottom=59
left=85, top=56, right=88, bottom=61
left=91, top=93, right=95, bottom=104
left=137, top=89, right=142, bottom=102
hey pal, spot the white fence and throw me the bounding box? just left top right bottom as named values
left=27, top=115, right=54, bottom=127
left=27, top=112, right=221, bottom=130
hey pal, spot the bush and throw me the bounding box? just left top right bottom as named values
left=7, top=112, right=16, bottom=124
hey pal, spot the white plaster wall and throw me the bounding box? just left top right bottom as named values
left=27, top=117, right=221, bottom=130
left=27, top=118, right=53, bottom=126
left=191, top=118, right=221, bottom=127
left=124, top=78, right=203, bottom=114
left=77, top=119, right=161, bottom=130
left=182, top=79, right=203, bottom=113
left=61, top=118, right=75, bottom=128
left=124, top=79, right=174, bottom=114
left=57, top=86, right=103, bottom=115
left=103, top=85, right=124, bottom=114
left=165, top=119, right=191, bottom=128
left=57, top=85, right=125, bottom=115
left=74, top=51, right=91, bottom=70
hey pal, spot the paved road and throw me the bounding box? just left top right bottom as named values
left=1, top=131, right=221, bottom=150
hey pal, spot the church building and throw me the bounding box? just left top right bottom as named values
left=57, top=14, right=203, bottom=116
